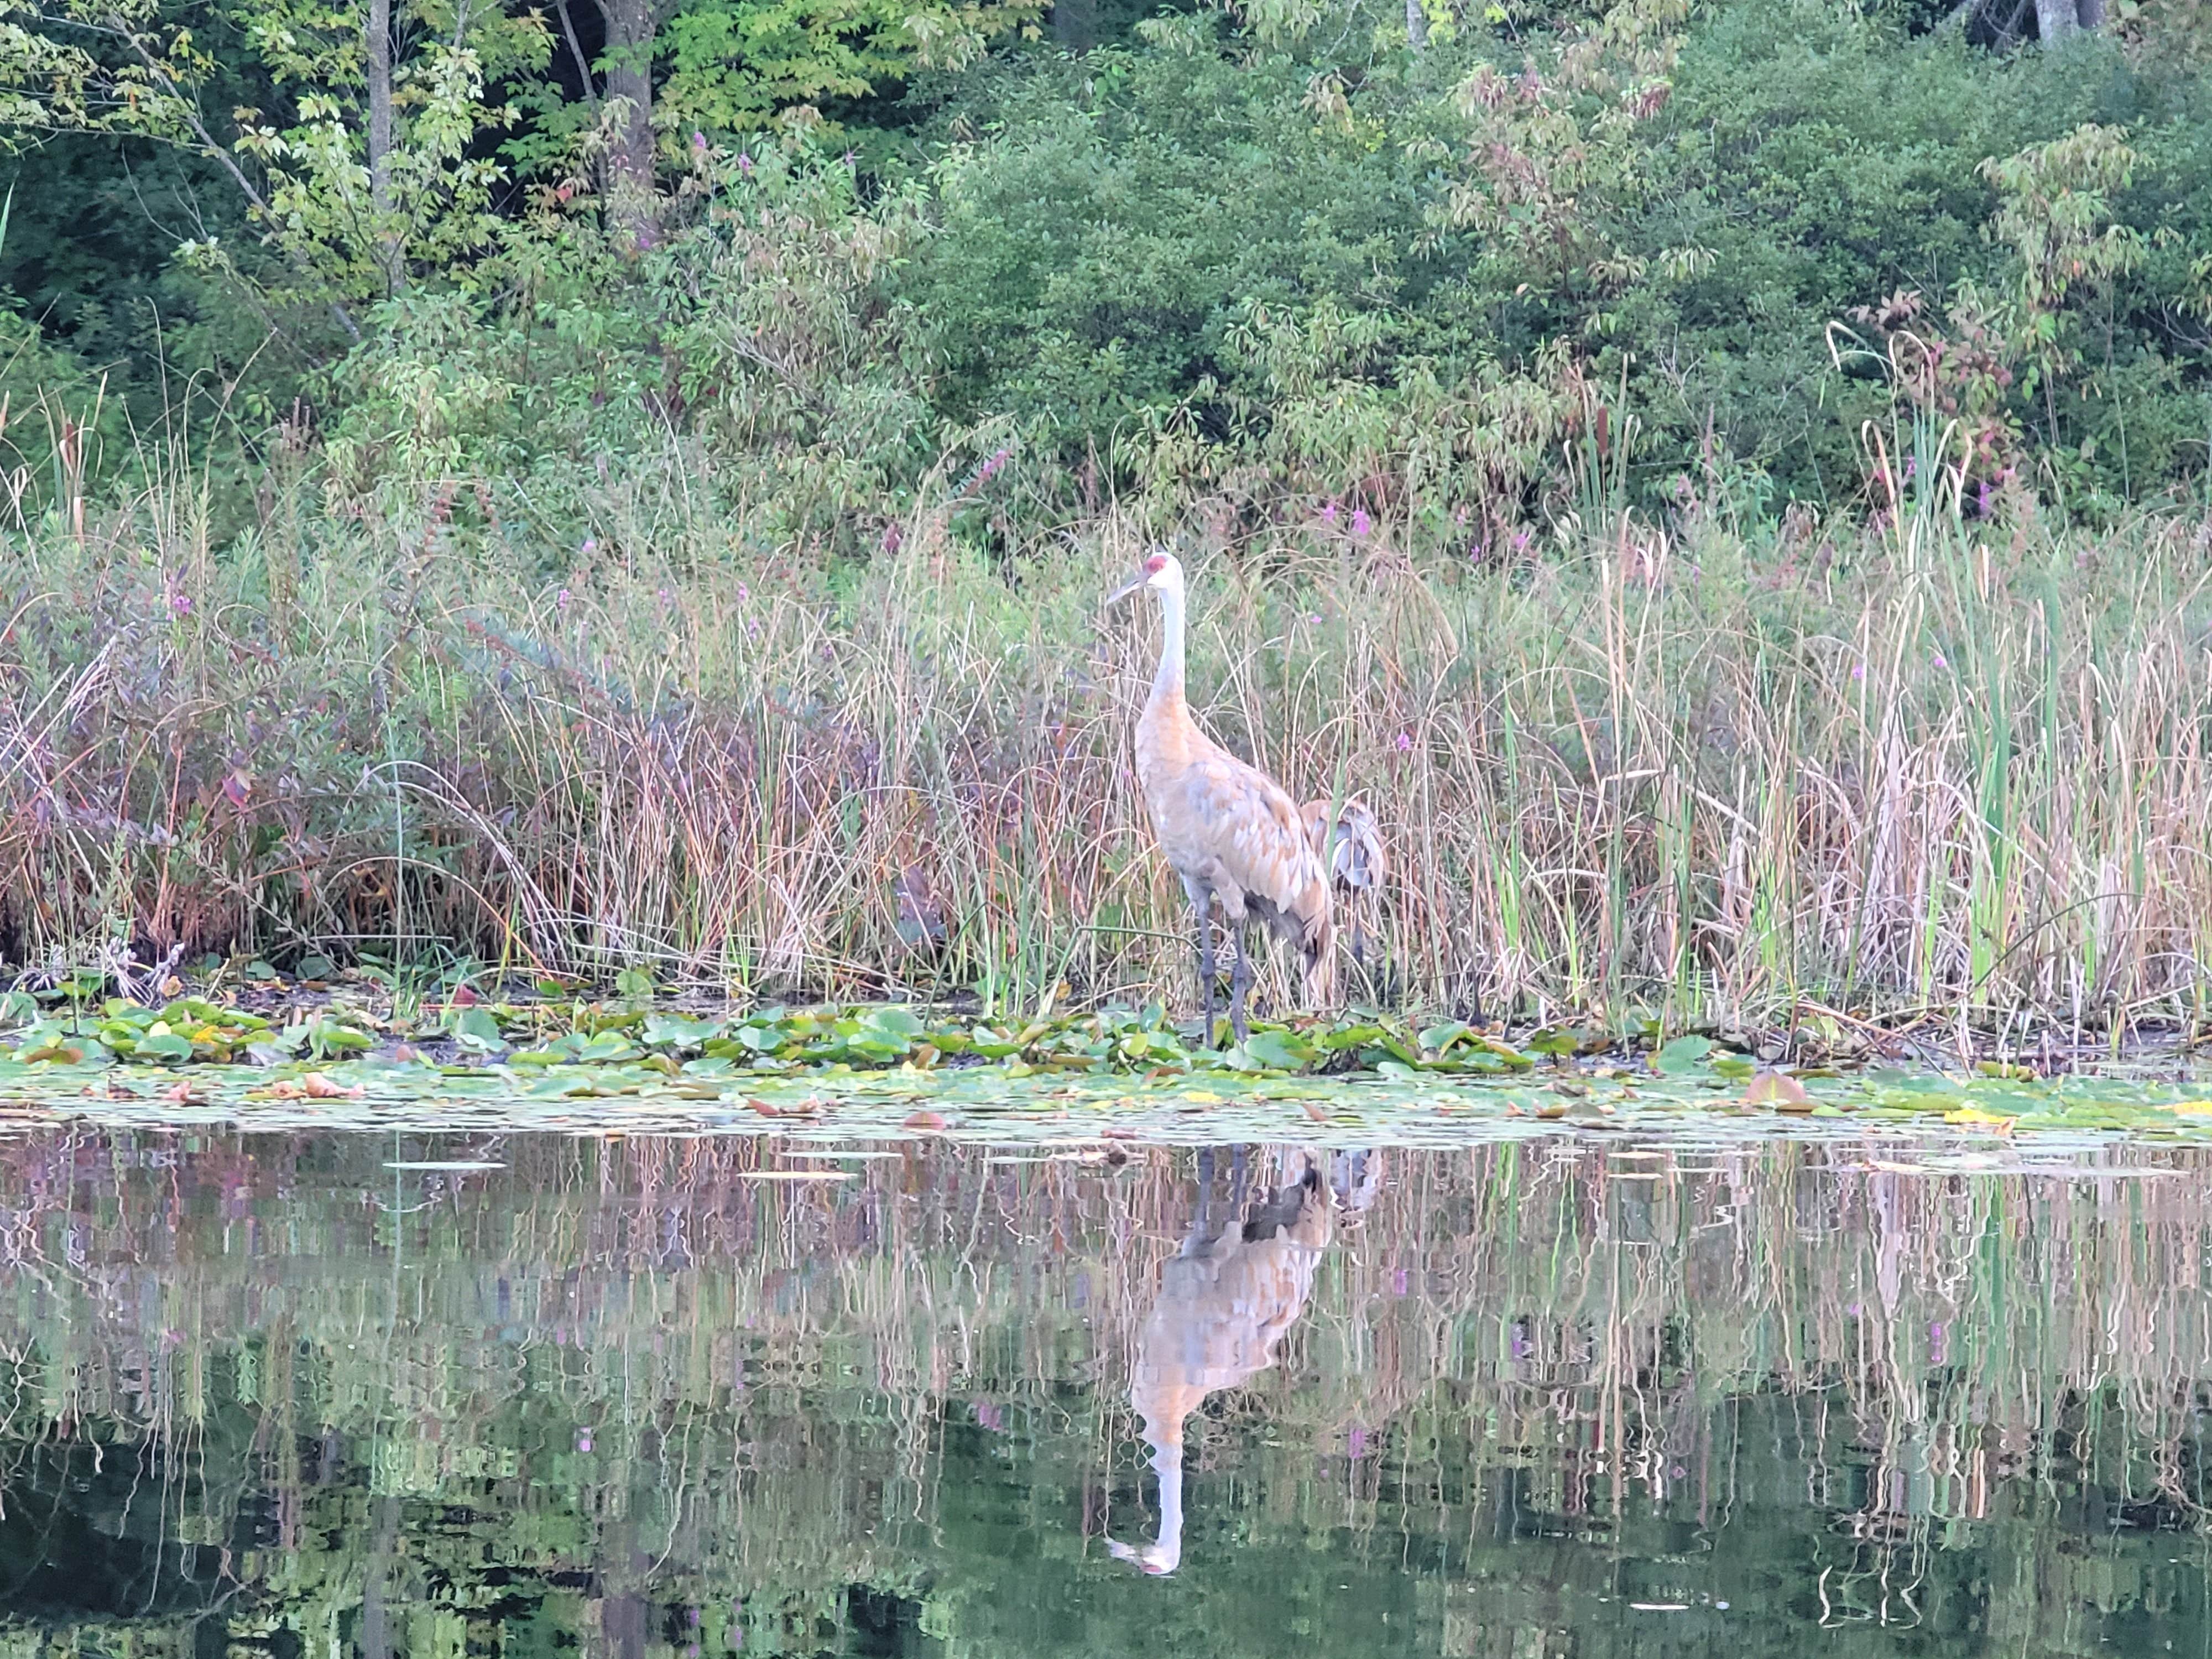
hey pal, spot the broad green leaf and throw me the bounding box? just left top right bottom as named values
left=1652, top=1035, right=1715, bottom=1075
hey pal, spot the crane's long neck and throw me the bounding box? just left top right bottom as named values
left=1148, top=578, right=1187, bottom=713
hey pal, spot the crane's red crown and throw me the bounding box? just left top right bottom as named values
left=1144, top=553, right=1168, bottom=575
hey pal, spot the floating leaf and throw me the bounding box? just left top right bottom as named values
left=1241, top=1029, right=1316, bottom=1072
left=1652, top=1036, right=1714, bottom=1076
left=450, top=1007, right=505, bottom=1050
left=1418, top=1021, right=1470, bottom=1056
left=1743, top=1071, right=1813, bottom=1110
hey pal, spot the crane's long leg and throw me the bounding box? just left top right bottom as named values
left=1196, top=1146, right=1215, bottom=1243
left=1200, top=914, right=1216, bottom=1049
left=1228, top=926, right=1254, bottom=1046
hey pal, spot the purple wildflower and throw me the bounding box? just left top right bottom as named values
left=580, top=537, right=597, bottom=556
left=737, top=153, right=753, bottom=176
left=1851, top=662, right=1865, bottom=681
left=1350, top=507, right=1373, bottom=539
left=556, top=588, right=571, bottom=614
left=692, top=131, right=708, bottom=155
left=1932, top=650, right=1948, bottom=670
left=1319, top=499, right=1339, bottom=525
left=168, top=587, right=192, bottom=618
left=1395, top=731, right=1413, bottom=753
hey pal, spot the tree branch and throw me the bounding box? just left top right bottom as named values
left=108, top=12, right=362, bottom=342
left=555, top=0, right=603, bottom=116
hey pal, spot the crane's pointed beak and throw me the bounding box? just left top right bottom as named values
left=1104, top=572, right=1148, bottom=607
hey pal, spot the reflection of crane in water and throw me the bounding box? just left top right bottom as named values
left=1106, top=1145, right=1382, bottom=1575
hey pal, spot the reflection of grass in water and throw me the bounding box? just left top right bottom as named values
left=0, top=1135, right=2208, bottom=1651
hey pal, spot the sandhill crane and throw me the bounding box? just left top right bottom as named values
left=1108, top=552, right=1333, bottom=1044
left=1105, top=1148, right=1336, bottom=1575
left=1301, top=797, right=1385, bottom=968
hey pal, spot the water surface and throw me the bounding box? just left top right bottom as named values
left=3, top=1129, right=2209, bottom=1656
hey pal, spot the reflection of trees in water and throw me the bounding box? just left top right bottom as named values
left=0, top=1132, right=2207, bottom=1655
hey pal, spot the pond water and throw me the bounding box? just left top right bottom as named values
left=2, top=1126, right=2209, bottom=1657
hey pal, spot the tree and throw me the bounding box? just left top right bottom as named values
left=2034, top=0, right=2103, bottom=43
left=658, top=0, right=1043, bottom=135
left=1, top=0, right=546, bottom=327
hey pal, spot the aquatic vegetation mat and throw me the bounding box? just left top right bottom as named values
left=5, top=992, right=2212, bottom=1146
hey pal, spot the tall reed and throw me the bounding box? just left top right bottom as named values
left=6, top=468, right=2212, bottom=1036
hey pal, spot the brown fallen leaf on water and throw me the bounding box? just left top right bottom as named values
left=83, top=1079, right=141, bottom=1099
left=249, top=1072, right=366, bottom=1101
left=1301, top=1102, right=1329, bottom=1122
left=748, top=1097, right=822, bottom=1118
left=1100, top=1125, right=1141, bottom=1140
left=902, top=1110, right=948, bottom=1130
left=1743, top=1070, right=1814, bottom=1112
left=162, top=1081, right=204, bottom=1104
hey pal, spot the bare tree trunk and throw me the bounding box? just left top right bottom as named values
left=594, top=0, right=659, bottom=250
left=2074, top=0, right=2104, bottom=28
left=366, top=0, right=401, bottom=293
left=1406, top=0, right=1428, bottom=52
left=2035, top=0, right=2079, bottom=41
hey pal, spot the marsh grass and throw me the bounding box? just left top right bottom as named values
left=7, top=465, right=2212, bottom=1043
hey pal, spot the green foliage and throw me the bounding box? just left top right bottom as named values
left=2, top=0, right=541, bottom=319
left=1425, top=0, right=1698, bottom=304
left=317, top=143, right=933, bottom=544
left=3, top=0, right=2209, bottom=514
left=897, top=37, right=1431, bottom=449
left=660, top=0, right=1045, bottom=132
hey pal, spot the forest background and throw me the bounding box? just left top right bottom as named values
left=2, top=0, right=2210, bottom=1035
